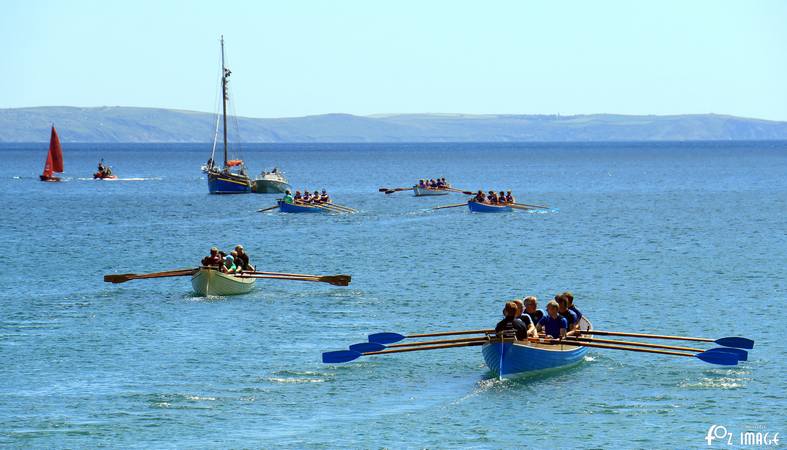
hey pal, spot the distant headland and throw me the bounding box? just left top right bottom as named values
left=1, top=106, right=786, bottom=143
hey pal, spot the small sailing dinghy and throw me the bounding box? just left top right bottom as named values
left=205, top=36, right=252, bottom=194
left=93, top=159, right=118, bottom=180
left=39, top=126, right=64, bottom=182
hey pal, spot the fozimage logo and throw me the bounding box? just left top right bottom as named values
left=705, top=424, right=780, bottom=446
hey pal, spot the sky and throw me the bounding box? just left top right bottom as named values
left=2, top=0, right=786, bottom=120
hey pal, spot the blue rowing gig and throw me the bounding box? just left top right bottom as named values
left=277, top=200, right=325, bottom=213
left=467, top=200, right=512, bottom=213
left=482, top=317, right=593, bottom=379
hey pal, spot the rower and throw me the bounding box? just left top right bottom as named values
left=513, top=299, right=537, bottom=337
left=419, top=179, right=426, bottom=188
left=536, top=300, right=568, bottom=339
left=201, top=246, right=222, bottom=267
left=294, top=191, right=302, bottom=202
left=235, top=245, right=254, bottom=271
left=556, top=294, right=579, bottom=335
left=441, top=177, right=449, bottom=187
left=436, top=178, right=444, bottom=188
left=506, top=191, right=515, bottom=204
left=495, top=301, right=528, bottom=341
left=487, top=190, right=498, bottom=204
left=563, top=291, right=586, bottom=330
left=498, top=191, right=507, bottom=204
left=313, top=190, right=321, bottom=203
left=302, top=191, right=311, bottom=203
left=283, top=190, right=294, bottom=204
left=474, top=190, right=485, bottom=203
left=220, top=255, right=237, bottom=274
left=523, top=296, right=544, bottom=325
left=320, top=189, right=330, bottom=203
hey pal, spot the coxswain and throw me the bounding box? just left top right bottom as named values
left=283, top=190, right=294, bottom=204
left=495, top=301, right=529, bottom=341
left=201, top=247, right=222, bottom=267
left=523, top=296, right=544, bottom=325
left=505, top=191, right=515, bottom=204
left=320, top=189, right=330, bottom=203
left=235, top=245, right=254, bottom=271
left=536, top=300, right=568, bottom=340
left=220, top=254, right=237, bottom=274
left=419, top=179, right=427, bottom=188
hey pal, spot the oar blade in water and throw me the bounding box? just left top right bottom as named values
left=104, top=274, right=132, bottom=283
left=349, top=342, right=386, bottom=353
left=704, top=347, right=748, bottom=361
left=368, top=332, right=406, bottom=344
left=695, top=351, right=738, bottom=366
left=715, top=336, right=754, bottom=349
left=322, top=350, right=362, bottom=364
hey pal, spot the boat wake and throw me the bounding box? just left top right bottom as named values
left=77, top=177, right=159, bottom=181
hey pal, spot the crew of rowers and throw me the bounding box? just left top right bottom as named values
left=472, top=190, right=516, bottom=205
left=495, top=292, right=585, bottom=341
left=201, top=245, right=255, bottom=274
left=418, top=178, right=450, bottom=189
left=282, top=189, right=331, bottom=205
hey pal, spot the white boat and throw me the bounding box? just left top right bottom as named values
left=191, top=267, right=256, bottom=296
left=413, top=185, right=450, bottom=196
left=253, top=168, right=291, bottom=193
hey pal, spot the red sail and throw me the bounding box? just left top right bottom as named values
left=49, top=126, right=64, bottom=173
left=42, top=150, right=54, bottom=178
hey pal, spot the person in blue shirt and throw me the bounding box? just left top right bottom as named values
left=563, top=291, right=584, bottom=327
left=556, top=294, right=579, bottom=335
left=537, top=300, right=568, bottom=339
left=523, top=296, right=544, bottom=325
left=512, top=299, right=536, bottom=337
left=495, top=301, right=529, bottom=341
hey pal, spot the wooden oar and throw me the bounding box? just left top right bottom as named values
left=234, top=273, right=351, bottom=286
left=432, top=203, right=468, bottom=210
left=582, top=330, right=754, bottom=349
left=384, top=187, right=414, bottom=194
left=533, top=338, right=738, bottom=365
left=323, top=202, right=357, bottom=213
left=246, top=270, right=349, bottom=278
left=565, top=336, right=748, bottom=361
left=323, top=339, right=494, bottom=363
left=258, top=205, right=279, bottom=212
left=509, top=204, right=535, bottom=211
left=350, top=336, right=490, bottom=353
left=513, top=202, right=549, bottom=209
left=310, top=202, right=357, bottom=213
left=369, top=329, right=493, bottom=344
left=103, top=268, right=198, bottom=284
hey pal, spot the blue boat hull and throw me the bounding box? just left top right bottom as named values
left=467, top=201, right=512, bottom=213
left=278, top=200, right=325, bottom=213
left=482, top=341, right=589, bottom=378
left=207, top=171, right=252, bottom=194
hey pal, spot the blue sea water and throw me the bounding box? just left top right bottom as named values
left=0, top=141, right=785, bottom=448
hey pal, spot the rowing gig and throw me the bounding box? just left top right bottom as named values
left=278, top=200, right=326, bottom=213
left=467, top=200, right=512, bottom=213
left=191, top=267, right=256, bottom=296
left=413, top=186, right=450, bottom=197
left=482, top=317, right=593, bottom=378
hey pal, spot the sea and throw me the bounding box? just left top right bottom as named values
left=0, top=141, right=785, bottom=448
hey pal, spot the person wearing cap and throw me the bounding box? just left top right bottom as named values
left=220, top=254, right=237, bottom=274
left=282, top=190, right=294, bottom=204
left=495, top=301, right=529, bottom=341
left=234, top=245, right=254, bottom=271
left=201, top=247, right=222, bottom=267
left=320, top=189, right=330, bottom=203
left=523, top=296, right=544, bottom=325
left=537, top=300, right=568, bottom=340
left=312, top=190, right=321, bottom=204
left=513, top=299, right=537, bottom=337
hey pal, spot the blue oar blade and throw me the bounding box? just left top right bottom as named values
left=349, top=342, right=386, bottom=353
left=695, top=351, right=738, bottom=366
left=714, top=336, right=754, bottom=349
left=322, top=350, right=362, bottom=364
left=705, top=347, right=748, bottom=361
left=368, top=332, right=406, bottom=344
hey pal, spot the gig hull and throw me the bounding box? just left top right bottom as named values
left=467, top=201, right=512, bottom=213
left=253, top=179, right=291, bottom=193
left=413, top=186, right=450, bottom=196
left=40, top=175, right=62, bottom=182
left=207, top=171, right=252, bottom=194
left=278, top=200, right=325, bottom=213
left=191, top=268, right=256, bottom=296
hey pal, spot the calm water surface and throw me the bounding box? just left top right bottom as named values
left=0, top=142, right=785, bottom=448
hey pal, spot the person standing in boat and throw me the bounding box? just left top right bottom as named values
left=201, top=247, right=222, bottom=267
left=513, top=299, right=537, bottom=337
left=495, top=301, right=529, bottom=341
left=537, top=300, right=568, bottom=340
left=523, top=296, right=544, bottom=325
left=234, top=245, right=254, bottom=272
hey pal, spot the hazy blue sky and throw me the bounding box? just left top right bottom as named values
left=3, top=0, right=786, bottom=120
